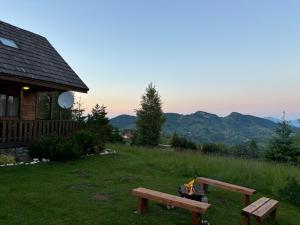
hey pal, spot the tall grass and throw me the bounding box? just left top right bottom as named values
left=0, top=143, right=298, bottom=225
left=114, top=144, right=300, bottom=198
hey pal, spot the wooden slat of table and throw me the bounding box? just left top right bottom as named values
left=132, top=187, right=211, bottom=214
left=197, top=177, right=256, bottom=195
left=252, top=199, right=279, bottom=219
left=242, top=197, right=270, bottom=214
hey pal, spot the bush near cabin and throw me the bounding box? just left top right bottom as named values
left=29, top=130, right=98, bottom=161
left=72, top=130, right=98, bottom=154
left=29, top=136, right=81, bottom=161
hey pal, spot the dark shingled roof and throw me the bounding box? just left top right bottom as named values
left=0, top=21, right=89, bottom=93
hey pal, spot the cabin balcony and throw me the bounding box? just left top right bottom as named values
left=0, top=119, right=80, bottom=149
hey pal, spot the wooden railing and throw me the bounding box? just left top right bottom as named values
left=0, top=120, right=80, bottom=148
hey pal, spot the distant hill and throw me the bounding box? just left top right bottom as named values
left=110, top=111, right=286, bottom=145
left=110, top=115, right=136, bottom=130
left=290, top=119, right=300, bottom=128
left=264, top=117, right=281, bottom=124
left=264, top=117, right=300, bottom=128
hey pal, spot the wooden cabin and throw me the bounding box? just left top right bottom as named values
left=0, top=21, right=89, bottom=148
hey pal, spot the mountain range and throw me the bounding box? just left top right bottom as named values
left=110, top=111, right=298, bottom=145
left=264, top=117, right=300, bottom=128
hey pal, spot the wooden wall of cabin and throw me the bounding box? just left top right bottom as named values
left=0, top=80, right=69, bottom=121
left=0, top=82, right=38, bottom=120
left=21, top=92, right=37, bottom=120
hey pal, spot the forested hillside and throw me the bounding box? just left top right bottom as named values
left=110, top=111, right=284, bottom=144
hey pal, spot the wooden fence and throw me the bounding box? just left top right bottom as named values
left=0, top=120, right=80, bottom=148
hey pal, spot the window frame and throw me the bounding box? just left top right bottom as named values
left=0, top=37, right=18, bottom=49
left=0, top=94, right=20, bottom=119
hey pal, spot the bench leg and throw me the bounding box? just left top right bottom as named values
left=242, top=214, right=250, bottom=225
left=270, top=209, right=277, bottom=220
left=242, top=195, right=250, bottom=207
left=202, top=184, right=208, bottom=194
left=191, top=212, right=202, bottom=225
left=137, top=198, right=148, bottom=214
left=255, top=217, right=263, bottom=225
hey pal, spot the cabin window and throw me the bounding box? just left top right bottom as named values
left=0, top=95, right=6, bottom=116
left=0, top=94, right=19, bottom=117
left=0, top=37, right=18, bottom=48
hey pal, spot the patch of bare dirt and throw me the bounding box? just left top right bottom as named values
left=91, top=193, right=110, bottom=201
left=120, top=176, right=143, bottom=183
left=66, top=183, right=97, bottom=191
left=71, top=170, right=92, bottom=178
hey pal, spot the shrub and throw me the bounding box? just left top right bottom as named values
left=278, top=177, right=300, bottom=206
left=0, top=155, right=16, bottom=165
left=201, top=143, right=229, bottom=155
left=28, top=136, right=60, bottom=160
left=171, top=133, right=197, bottom=150
left=29, top=129, right=104, bottom=161
left=50, top=138, right=81, bottom=161
left=231, top=140, right=261, bottom=158
left=29, top=136, right=81, bottom=161
left=72, top=130, right=98, bottom=154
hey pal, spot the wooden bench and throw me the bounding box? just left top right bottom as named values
left=242, top=197, right=279, bottom=225
left=196, top=177, right=256, bottom=206
left=132, top=187, right=211, bottom=225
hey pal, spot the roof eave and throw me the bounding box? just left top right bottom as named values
left=0, top=74, right=89, bottom=93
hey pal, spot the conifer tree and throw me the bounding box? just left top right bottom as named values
left=72, top=97, right=86, bottom=124
left=87, top=104, right=111, bottom=150
left=265, top=120, right=299, bottom=164
left=135, top=83, right=165, bottom=146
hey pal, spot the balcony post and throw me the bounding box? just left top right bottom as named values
left=19, top=88, right=24, bottom=120
left=49, top=92, right=54, bottom=120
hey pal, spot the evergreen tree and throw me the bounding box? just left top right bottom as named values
left=87, top=104, right=111, bottom=150
left=265, top=120, right=299, bottom=164
left=87, top=104, right=109, bottom=125
left=135, top=83, right=165, bottom=146
left=72, top=97, right=86, bottom=124
left=109, top=127, right=124, bottom=143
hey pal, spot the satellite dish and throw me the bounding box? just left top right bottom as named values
left=58, top=92, right=74, bottom=109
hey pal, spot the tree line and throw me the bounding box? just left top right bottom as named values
left=37, top=84, right=300, bottom=165
left=130, top=84, right=300, bottom=165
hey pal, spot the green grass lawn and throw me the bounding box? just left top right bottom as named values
left=0, top=144, right=299, bottom=225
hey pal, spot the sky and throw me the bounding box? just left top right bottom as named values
left=1, top=0, right=300, bottom=119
